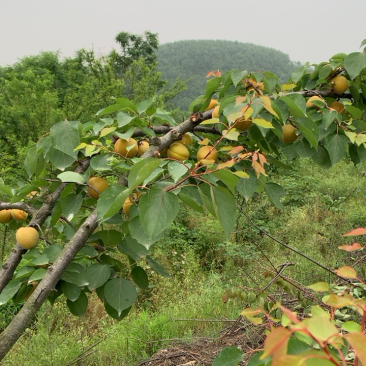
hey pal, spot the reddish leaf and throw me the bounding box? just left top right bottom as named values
left=338, top=242, right=362, bottom=251
left=261, top=327, right=291, bottom=359
left=346, top=332, right=366, bottom=365
left=343, top=228, right=366, bottom=236
left=229, top=145, right=244, bottom=155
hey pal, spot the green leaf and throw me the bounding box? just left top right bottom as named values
left=0, top=280, right=22, bottom=305
left=212, top=346, right=244, bottom=366
left=210, top=186, right=236, bottom=241
left=67, top=292, right=88, bottom=317
left=104, top=278, right=137, bottom=315
left=213, top=170, right=239, bottom=195
left=42, top=245, right=62, bottom=263
left=104, top=302, right=131, bottom=321
left=48, top=147, right=76, bottom=171
left=253, top=119, right=274, bottom=129
left=131, top=266, right=149, bottom=290
left=168, top=161, right=188, bottom=183
left=279, top=95, right=306, bottom=118
left=307, top=282, right=329, bottom=292
left=345, top=105, right=363, bottom=119
left=94, top=230, right=123, bottom=247
left=128, top=158, right=163, bottom=191
left=264, top=182, right=286, bottom=210
left=344, top=52, right=366, bottom=80
left=14, top=266, right=36, bottom=280
left=205, top=77, right=222, bottom=97
left=137, top=98, right=154, bottom=114
left=231, top=70, right=247, bottom=87
left=287, top=337, right=312, bottom=355
left=28, top=268, right=47, bottom=282
left=342, top=321, right=361, bottom=333
left=312, top=145, right=331, bottom=169
left=324, top=134, right=349, bottom=165
left=86, top=264, right=111, bottom=291
left=291, top=62, right=309, bottom=83
left=178, top=186, right=204, bottom=213
left=322, top=109, right=338, bottom=130
left=61, top=263, right=88, bottom=287
left=50, top=120, right=80, bottom=159
left=97, top=186, right=129, bottom=220
left=61, top=193, right=83, bottom=221
left=236, top=174, right=259, bottom=201
left=129, top=216, right=164, bottom=249
left=295, top=139, right=316, bottom=158
left=247, top=351, right=269, bottom=366
left=116, top=111, right=135, bottom=128
left=90, top=154, right=112, bottom=171
left=97, top=103, right=125, bottom=116
left=117, top=234, right=148, bottom=261
left=146, top=255, right=170, bottom=277
left=61, top=281, right=81, bottom=301
left=139, top=188, right=179, bottom=238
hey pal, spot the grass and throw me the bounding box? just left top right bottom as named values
left=2, top=158, right=366, bottom=365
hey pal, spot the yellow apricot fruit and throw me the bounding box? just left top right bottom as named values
left=16, top=227, right=39, bottom=249
left=114, top=138, right=138, bottom=158
left=197, top=146, right=218, bottom=162
left=212, top=105, right=220, bottom=118
left=123, top=193, right=141, bottom=216
left=11, top=209, right=28, bottom=221
left=331, top=75, right=348, bottom=94
left=177, top=133, right=192, bottom=145
left=205, top=99, right=219, bottom=111
left=87, top=177, right=109, bottom=199
left=329, top=101, right=345, bottom=114
left=167, top=143, right=190, bottom=161
left=282, top=124, right=298, bottom=144
left=235, top=117, right=252, bottom=131
left=306, top=96, right=324, bottom=109
left=0, top=210, right=13, bottom=224
left=138, top=140, right=149, bottom=156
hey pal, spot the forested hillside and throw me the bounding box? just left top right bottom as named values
left=157, top=40, right=301, bottom=110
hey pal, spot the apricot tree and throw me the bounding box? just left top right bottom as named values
left=0, top=40, right=366, bottom=360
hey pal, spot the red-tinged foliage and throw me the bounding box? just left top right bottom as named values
left=342, top=228, right=366, bottom=236
left=338, top=242, right=363, bottom=251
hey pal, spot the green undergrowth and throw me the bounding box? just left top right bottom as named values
left=2, top=158, right=366, bottom=365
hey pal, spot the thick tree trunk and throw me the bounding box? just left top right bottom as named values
left=0, top=210, right=98, bottom=361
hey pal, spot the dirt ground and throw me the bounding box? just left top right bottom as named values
left=135, top=316, right=265, bottom=366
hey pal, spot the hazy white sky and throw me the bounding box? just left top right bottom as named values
left=1, top=0, right=365, bottom=66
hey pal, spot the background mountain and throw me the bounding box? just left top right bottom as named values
left=157, top=40, right=301, bottom=110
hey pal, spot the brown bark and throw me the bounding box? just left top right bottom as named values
left=0, top=211, right=98, bottom=361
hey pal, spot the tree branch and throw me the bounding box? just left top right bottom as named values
left=0, top=159, right=90, bottom=294
left=0, top=210, right=98, bottom=360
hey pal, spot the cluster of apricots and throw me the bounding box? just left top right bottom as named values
left=0, top=209, right=39, bottom=249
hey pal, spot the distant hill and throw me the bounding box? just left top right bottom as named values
left=157, top=40, right=301, bottom=110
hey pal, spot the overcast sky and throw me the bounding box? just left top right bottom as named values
left=1, top=0, right=365, bottom=67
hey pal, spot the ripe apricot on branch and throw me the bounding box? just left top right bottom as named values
left=87, top=177, right=109, bottom=199
left=212, top=105, right=220, bottom=118
left=282, top=124, right=298, bottom=143
left=0, top=210, right=12, bottom=224
left=331, top=75, right=348, bottom=94
left=177, top=133, right=192, bottom=145
left=205, top=99, right=219, bottom=111
left=138, top=140, right=149, bottom=156
left=197, top=146, right=218, bottom=162
left=123, top=193, right=141, bottom=216
left=114, top=138, right=138, bottom=158
left=11, top=209, right=28, bottom=221
left=167, top=143, right=189, bottom=161
left=235, top=117, right=252, bottom=131
left=306, top=96, right=324, bottom=109
left=329, top=101, right=345, bottom=114
left=16, top=227, right=39, bottom=249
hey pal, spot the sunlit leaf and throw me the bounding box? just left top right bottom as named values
left=335, top=266, right=358, bottom=279
left=307, top=282, right=329, bottom=292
